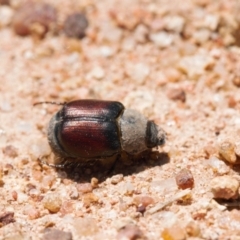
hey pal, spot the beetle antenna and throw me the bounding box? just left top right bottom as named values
left=33, top=101, right=66, bottom=106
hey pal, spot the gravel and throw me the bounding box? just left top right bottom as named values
left=1, top=0, right=240, bottom=239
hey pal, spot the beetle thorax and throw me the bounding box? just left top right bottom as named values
left=119, top=109, right=149, bottom=154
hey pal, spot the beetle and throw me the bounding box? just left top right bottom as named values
left=38, top=99, right=166, bottom=167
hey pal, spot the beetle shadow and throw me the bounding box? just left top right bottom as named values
left=55, top=150, right=170, bottom=183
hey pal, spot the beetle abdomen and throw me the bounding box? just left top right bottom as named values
left=48, top=100, right=124, bottom=159
left=57, top=119, right=121, bottom=158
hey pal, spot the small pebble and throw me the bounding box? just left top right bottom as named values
left=17, top=191, right=28, bottom=203
left=26, top=182, right=37, bottom=190
left=133, top=195, right=154, bottom=213
left=41, top=175, right=55, bottom=190
left=164, top=15, right=185, bottom=33
left=28, top=137, right=51, bottom=161
left=28, top=187, right=40, bottom=197
left=178, top=54, right=214, bottom=80
left=192, top=29, right=211, bottom=44
left=149, top=31, right=173, bottom=48
left=124, top=90, right=154, bottom=115
left=210, top=199, right=226, bottom=211
left=12, top=191, right=17, bottom=201
left=175, top=168, right=194, bottom=189
left=185, top=221, right=201, bottom=237
left=82, top=193, right=99, bottom=207
left=133, top=24, right=148, bottom=43
left=65, top=38, right=82, bottom=53
left=76, top=183, right=93, bottom=194
left=2, top=145, right=18, bottom=158
left=111, top=174, right=124, bottom=184
left=12, top=2, right=57, bottom=37
left=123, top=182, right=135, bottom=196
left=23, top=206, right=40, bottom=220
left=163, top=68, right=181, bottom=83
left=99, top=46, right=114, bottom=57
left=16, top=121, right=32, bottom=133
left=125, top=63, right=150, bottom=84
left=99, top=23, right=123, bottom=43
left=218, top=140, right=237, bottom=164
left=167, top=88, right=186, bottom=102
left=109, top=9, right=139, bottom=30
left=192, top=209, right=207, bottom=220
left=206, top=157, right=230, bottom=175
left=0, top=6, right=13, bottom=27
left=151, top=178, right=178, bottom=194
left=4, top=163, right=13, bottom=173
left=43, top=193, right=62, bottom=213
left=232, top=75, right=240, bottom=88
left=32, top=169, right=43, bottom=182
left=74, top=218, right=98, bottom=236
left=69, top=187, right=79, bottom=200
left=210, top=175, right=239, bottom=200
left=60, top=201, right=74, bottom=215
left=0, top=212, right=15, bottom=227
left=161, top=223, right=186, bottom=240
left=117, top=224, right=144, bottom=240
left=133, top=195, right=154, bottom=207
left=204, top=143, right=218, bottom=157
left=119, top=199, right=128, bottom=212
left=91, top=177, right=99, bottom=188
left=203, top=14, right=219, bottom=31
left=63, top=12, right=88, bottom=39
left=42, top=228, right=72, bottom=240
left=90, top=66, right=105, bottom=80
left=228, top=96, right=237, bottom=108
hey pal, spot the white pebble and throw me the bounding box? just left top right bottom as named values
left=90, top=66, right=105, bottom=80
left=0, top=6, right=13, bottom=27
left=178, top=54, right=214, bottom=79
left=16, top=122, right=33, bottom=134
left=28, top=137, right=51, bottom=161
left=164, top=15, right=185, bottom=33
left=150, top=31, right=173, bottom=48
left=66, top=52, right=80, bottom=65
left=156, top=211, right=177, bottom=227
left=126, top=63, right=150, bottom=84
left=151, top=178, right=178, bottom=194
left=203, top=14, right=219, bottom=31
left=99, top=23, right=123, bottom=43
left=210, top=175, right=239, bottom=200
left=74, top=217, right=99, bottom=236
left=17, top=191, right=28, bottom=203
left=121, top=37, right=135, bottom=52
left=124, top=90, right=154, bottom=115
left=193, top=29, right=211, bottom=44
left=99, top=46, right=113, bottom=57
left=206, top=157, right=230, bottom=175
left=133, top=24, right=148, bottom=43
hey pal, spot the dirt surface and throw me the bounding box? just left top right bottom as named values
left=1, top=0, right=240, bottom=239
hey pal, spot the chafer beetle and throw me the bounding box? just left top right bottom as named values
left=38, top=99, right=166, bottom=167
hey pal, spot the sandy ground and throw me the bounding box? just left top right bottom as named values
left=1, top=0, right=240, bottom=239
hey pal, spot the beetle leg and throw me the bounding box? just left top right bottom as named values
left=98, top=154, right=118, bottom=175
left=37, top=156, right=66, bottom=169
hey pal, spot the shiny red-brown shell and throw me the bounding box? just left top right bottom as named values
left=51, top=100, right=124, bottom=159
